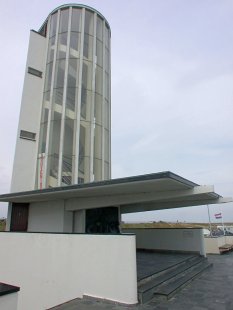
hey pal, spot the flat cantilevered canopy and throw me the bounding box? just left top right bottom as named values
left=0, top=171, right=231, bottom=213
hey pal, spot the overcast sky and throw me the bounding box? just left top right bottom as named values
left=0, top=0, right=232, bottom=223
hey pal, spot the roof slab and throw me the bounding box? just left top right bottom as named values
left=0, top=171, right=231, bottom=213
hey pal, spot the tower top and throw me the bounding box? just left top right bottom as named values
left=39, top=3, right=111, bottom=34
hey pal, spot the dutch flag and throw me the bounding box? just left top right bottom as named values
left=215, top=213, right=222, bottom=219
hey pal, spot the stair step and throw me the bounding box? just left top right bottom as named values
left=139, top=256, right=204, bottom=293
left=138, top=257, right=212, bottom=304
left=138, top=254, right=199, bottom=284
left=153, top=261, right=212, bottom=299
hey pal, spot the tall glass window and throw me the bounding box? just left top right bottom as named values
left=84, top=10, right=94, bottom=35
left=47, top=111, right=62, bottom=184
left=49, top=13, right=57, bottom=38
left=47, top=36, right=56, bottom=63
left=54, top=59, right=66, bottom=89
left=59, top=9, right=69, bottom=33
left=37, top=5, right=111, bottom=188
left=71, top=8, right=82, bottom=32
left=96, top=40, right=103, bottom=67
left=83, top=34, right=93, bottom=60
left=96, top=16, right=103, bottom=41
left=62, top=119, right=74, bottom=185
left=95, top=66, right=103, bottom=95
left=70, top=32, right=80, bottom=58
left=57, top=33, right=67, bottom=59
left=105, top=24, right=110, bottom=49
left=94, top=93, right=102, bottom=125
left=44, top=63, right=53, bottom=92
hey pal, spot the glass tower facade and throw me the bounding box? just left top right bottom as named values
left=36, top=5, right=111, bottom=188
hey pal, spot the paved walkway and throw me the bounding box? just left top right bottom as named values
left=52, top=252, right=233, bottom=310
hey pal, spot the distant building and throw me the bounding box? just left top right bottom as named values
left=11, top=4, right=111, bottom=193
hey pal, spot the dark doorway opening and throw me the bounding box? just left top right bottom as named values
left=86, top=207, right=119, bottom=234
left=10, top=203, right=29, bottom=232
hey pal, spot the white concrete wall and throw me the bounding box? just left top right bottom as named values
left=74, top=210, right=86, bottom=233
left=204, top=237, right=224, bottom=254
left=0, top=233, right=137, bottom=309
left=0, top=292, right=18, bottom=310
left=204, top=236, right=233, bottom=254
left=123, top=228, right=205, bottom=256
left=28, top=200, right=73, bottom=233
left=226, top=236, right=233, bottom=244
left=11, top=30, right=47, bottom=193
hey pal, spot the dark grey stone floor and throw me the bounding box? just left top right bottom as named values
left=136, top=251, right=194, bottom=280
left=52, top=252, right=233, bottom=310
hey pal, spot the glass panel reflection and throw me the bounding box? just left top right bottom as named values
left=48, top=117, right=62, bottom=180
left=79, top=125, right=85, bottom=161
left=81, top=88, right=92, bottom=121
left=50, top=13, right=57, bottom=38
left=47, top=36, right=55, bottom=63
left=44, top=91, right=50, bottom=103
left=63, top=119, right=74, bottom=157
left=39, top=122, right=48, bottom=153
left=62, top=119, right=74, bottom=184
left=66, top=87, right=77, bottom=111
left=105, top=25, right=110, bottom=49
left=95, top=66, right=103, bottom=95
left=71, top=8, right=82, bottom=32
left=59, top=9, right=69, bottom=33
left=94, top=93, right=102, bottom=125
left=93, top=158, right=102, bottom=181
left=83, top=34, right=93, bottom=60
left=105, top=47, right=110, bottom=73
left=78, top=156, right=90, bottom=183
left=53, top=88, right=64, bottom=106
left=104, top=128, right=109, bottom=162
left=67, top=58, right=78, bottom=88
left=84, top=10, right=94, bottom=35
left=70, top=32, right=80, bottom=58
left=96, top=16, right=103, bottom=41
left=82, top=61, right=92, bottom=90
left=96, top=40, right=103, bottom=67
left=44, top=62, right=53, bottom=92
left=42, top=106, right=49, bottom=123
left=94, top=124, right=102, bottom=159
left=57, top=33, right=67, bottom=59
left=48, top=154, right=59, bottom=182
left=104, top=161, right=110, bottom=180
left=104, top=100, right=110, bottom=130
left=54, top=60, right=66, bottom=88
left=105, top=72, right=110, bottom=101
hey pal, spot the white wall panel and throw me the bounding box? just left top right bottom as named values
left=0, top=233, right=137, bottom=309
left=11, top=31, right=47, bottom=192
left=123, top=228, right=205, bottom=256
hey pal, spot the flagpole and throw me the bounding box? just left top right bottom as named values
left=221, top=211, right=226, bottom=237
left=222, top=211, right=227, bottom=244
left=207, top=205, right=212, bottom=237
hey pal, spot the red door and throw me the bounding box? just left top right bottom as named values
left=10, top=203, right=29, bottom=231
